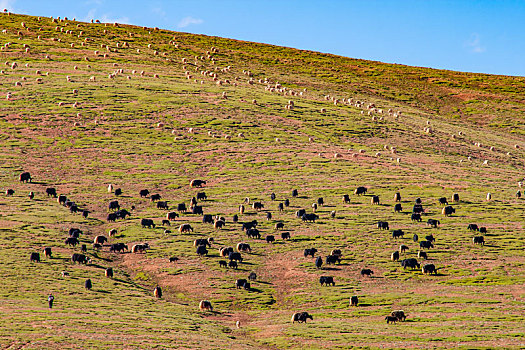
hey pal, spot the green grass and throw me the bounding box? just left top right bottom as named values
left=0, top=11, right=524, bottom=350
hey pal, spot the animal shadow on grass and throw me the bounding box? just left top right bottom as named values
left=246, top=287, right=263, bottom=293
left=255, top=280, right=273, bottom=285
left=95, top=289, right=111, bottom=294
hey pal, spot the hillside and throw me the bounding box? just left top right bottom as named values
left=0, top=12, right=524, bottom=349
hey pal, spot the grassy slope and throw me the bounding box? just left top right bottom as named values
left=0, top=12, right=524, bottom=349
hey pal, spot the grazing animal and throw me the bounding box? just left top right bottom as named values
left=392, top=229, right=404, bottom=239
left=19, top=172, right=32, bottom=182
left=93, top=243, right=102, bottom=250
left=278, top=203, right=284, bottom=212
left=105, top=267, right=113, bottom=278
left=192, top=205, right=203, bottom=215
left=114, top=188, right=122, bottom=196
left=65, top=237, right=79, bottom=246
left=162, top=219, right=171, bottom=226
left=385, top=316, right=398, bottom=324
left=237, top=243, right=251, bottom=252
left=219, top=260, right=227, bottom=268
left=266, top=211, right=273, bottom=220
left=190, top=179, right=206, bottom=188
left=291, top=312, right=313, bottom=323
left=394, top=203, right=402, bottom=213
left=178, top=224, right=193, bottom=233
left=202, top=214, right=213, bottom=224
left=394, top=192, right=401, bottom=202
left=58, top=195, right=67, bottom=205
left=214, top=220, right=225, bottom=229
left=232, top=214, right=239, bottom=223
left=107, top=213, right=117, bottom=222
left=81, top=244, right=87, bottom=252
left=248, top=272, right=257, bottom=281
left=413, top=234, right=419, bottom=242
left=154, top=286, right=162, bottom=298
left=325, top=255, right=341, bottom=265
left=361, top=269, right=373, bottom=277
left=452, top=193, right=460, bottom=202
left=319, top=276, right=335, bottom=286
left=157, top=201, right=169, bottom=210
left=6, top=189, right=14, bottom=196
left=246, top=228, right=260, bottom=239
left=177, top=203, right=187, bottom=213
left=486, top=193, right=492, bottom=201
left=315, top=256, right=323, bottom=269
left=442, top=206, right=455, bottom=216
left=266, top=235, right=275, bottom=243
left=30, top=252, right=40, bottom=262
left=292, top=189, right=299, bottom=197
left=468, top=224, right=479, bottom=231
left=438, top=197, right=448, bottom=205
left=391, top=251, right=400, bottom=261
left=317, top=197, right=324, bottom=206
left=72, top=253, right=89, bottom=264
left=93, top=235, right=107, bottom=245
left=473, top=236, right=485, bottom=245
left=194, top=239, right=211, bottom=247
left=228, top=261, right=238, bottom=269
left=270, top=193, right=276, bottom=200
left=301, top=213, right=318, bottom=222
left=196, top=192, right=207, bottom=200
left=85, top=279, right=92, bottom=290
left=418, top=251, right=428, bottom=259
left=110, top=243, right=128, bottom=253
left=377, top=221, right=389, bottom=230
left=399, top=244, right=409, bottom=253
left=169, top=257, right=179, bottom=262
left=427, top=219, right=440, bottom=228
left=343, top=194, right=351, bottom=203
left=242, top=220, right=258, bottom=231
left=296, top=209, right=306, bottom=218
left=479, top=227, right=487, bottom=234
left=420, top=240, right=434, bottom=249
left=131, top=243, right=149, bottom=253
left=150, top=194, right=161, bottom=201
left=304, top=248, right=317, bottom=257
left=199, top=300, right=213, bottom=311
left=516, top=190, right=522, bottom=199
left=108, top=200, right=120, bottom=211
left=43, top=247, right=52, bottom=258
left=401, top=258, right=420, bottom=270
left=46, top=188, right=57, bottom=197
left=425, top=234, right=435, bottom=243
left=422, top=264, right=437, bottom=274
left=141, top=219, right=155, bottom=228
left=196, top=245, right=208, bottom=256
left=236, top=279, right=247, bottom=289
left=139, top=189, right=149, bottom=197
left=229, top=252, right=243, bottom=262
left=239, top=205, right=245, bottom=214
left=354, top=187, right=367, bottom=195
left=281, top=231, right=291, bottom=240
left=411, top=213, right=422, bottom=222
left=413, top=204, right=424, bottom=214
left=371, top=196, right=380, bottom=205
left=391, top=310, right=406, bottom=321
left=350, top=296, right=358, bottom=306
left=252, top=202, right=264, bottom=211
left=82, top=210, right=89, bottom=218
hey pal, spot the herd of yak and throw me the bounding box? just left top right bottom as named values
left=15, top=169, right=489, bottom=325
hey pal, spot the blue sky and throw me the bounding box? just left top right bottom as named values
left=3, top=0, right=524, bottom=76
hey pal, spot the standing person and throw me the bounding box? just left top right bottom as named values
left=48, top=294, right=54, bottom=309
